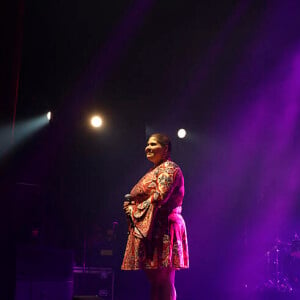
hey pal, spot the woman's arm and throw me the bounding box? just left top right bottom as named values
left=149, top=162, right=182, bottom=206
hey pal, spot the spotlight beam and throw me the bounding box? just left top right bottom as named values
left=0, top=115, right=49, bottom=159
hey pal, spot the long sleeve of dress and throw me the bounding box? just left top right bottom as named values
left=149, top=162, right=183, bottom=207
left=130, top=160, right=184, bottom=239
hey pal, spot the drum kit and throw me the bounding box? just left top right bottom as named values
left=262, top=236, right=300, bottom=293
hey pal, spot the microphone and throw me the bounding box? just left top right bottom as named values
left=124, top=194, right=135, bottom=228
left=124, top=194, right=132, bottom=203
left=124, top=194, right=145, bottom=238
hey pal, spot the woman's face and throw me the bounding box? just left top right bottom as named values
left=145, top=136, right=167, bottom=165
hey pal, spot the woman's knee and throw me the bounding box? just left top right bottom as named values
left=145, top=269, right=159, bottom=285
left=145, top=268, right=176, bottom=286
left=158, top=268, right=176, bottom=285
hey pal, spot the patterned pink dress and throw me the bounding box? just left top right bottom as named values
left=121, top=159, right=189, bottom=270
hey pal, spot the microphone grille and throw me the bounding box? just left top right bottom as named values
left=124, top=194, right=132, bottom=200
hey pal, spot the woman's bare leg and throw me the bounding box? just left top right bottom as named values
left=145, top=268, right=176, bottom=300
left=160, top=268, right=176, bottom=300
left=145, top=269, right=161, bottom=300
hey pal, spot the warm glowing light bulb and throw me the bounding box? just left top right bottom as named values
left=177, top=128, right=187, bottom=139
left=90, top=115, right=103, bottom=128
left=47, top=111, right=52, bottom=121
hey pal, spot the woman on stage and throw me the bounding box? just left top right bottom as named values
left=122, top=133, right=189, bottom=300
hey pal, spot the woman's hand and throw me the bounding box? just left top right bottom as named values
left=123, top=201, right=134, bottom=216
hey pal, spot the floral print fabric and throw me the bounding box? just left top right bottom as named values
left=121, top=160, right=189, bottom=270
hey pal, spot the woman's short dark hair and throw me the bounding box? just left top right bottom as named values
left=149, top=133, right=172, bottom=154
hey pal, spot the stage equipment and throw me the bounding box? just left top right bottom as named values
left=80, top=222, right=118, bottom=268
left=15, top=245, right=74, bottom=300
left=258, top=235, right=300, bottom=293
left=73, top=297, right=104, bottom=300
left=90, top=115, right=103, bottom=128
left=286, top=236, right=300, bottom=290
left=291, top=240, right=300, bottom=259
left=177, top=128, right=187, bottom=139
left=73, top=266, right=114, bottom=300
left=260, top=239, right=293, bottom=293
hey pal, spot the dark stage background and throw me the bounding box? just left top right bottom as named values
left=2, top=0, right=300, bottom=299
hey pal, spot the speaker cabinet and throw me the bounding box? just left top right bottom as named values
left=73, top=297, right=104, bottom=300
left=15, top=280, right=73, bottom=300
left=15, top=245, right=74, bottom=300
left=73, top=267, right=114, bottom=300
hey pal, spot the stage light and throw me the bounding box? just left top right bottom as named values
left=177, top=128, right=187, bottom=139
left=47, top=111, right=52, bottom=121
left=0, top=114, right=49, bottom=158
left=90, top=115, right=103, bottom=128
